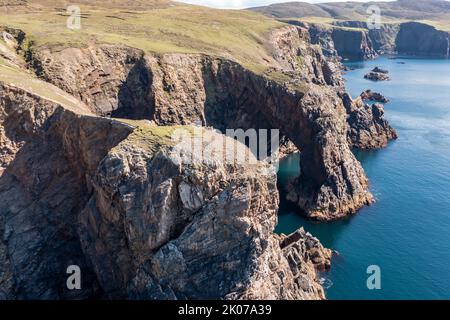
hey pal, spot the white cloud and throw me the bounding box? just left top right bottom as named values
left=176, top=0, right=394, bottom=9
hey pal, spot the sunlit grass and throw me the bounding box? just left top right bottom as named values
left=0, top=57, right=90, bottom=113
left=0, top=1, right=284, bottom=74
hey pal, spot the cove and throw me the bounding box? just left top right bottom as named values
left=276, top=56, right=450, bottom=300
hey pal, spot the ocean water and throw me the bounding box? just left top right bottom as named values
left=276, top=57, right=450, bottom=300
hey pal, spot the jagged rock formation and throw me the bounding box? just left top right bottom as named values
left=81, top=125, right=332, bottom=300
left=360, top=90, right=389, bottom=104
left=280, top=228, right=332, bottom=273
left=23, top=25, right=379, bottom=221
left=342, top=94, right=398, bottom=149
left=0, top=80, right=332, bottom=299
left=290, top=22, right=377, bottom=61
left=364, top=68, right=390, bottom=82
left=272, top=15, right=449, bottom=60
left=0, top=3, right=398, bottom=301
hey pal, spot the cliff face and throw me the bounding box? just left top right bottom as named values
left=80, top=125, right=332, bottom=300
left=27, top=25, right=380, bottom=221
left=0, top=81, right=332, bottom=299
left=295, top=20, right=449, bottom=60
left=342, top=94, right=398, bottom=149
left=396, top=22, right=450, bottom=57
left=0, top=15, right=400, bottom=299
left=0, top=84, right=132, bottom=299
left=332, top=21, right=399, bottom=55
left=0, top=4, right=400, bottom=301
left=331, top=28, right=377, bottom=61
left=297, top=22, right=377, bottom=61
left=368, top=24, right=400, bottom=54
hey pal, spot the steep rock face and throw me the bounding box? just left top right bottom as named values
left=342, top=94, right=398, bottom=149
left=32, top=45, right=148, bottom=117
left=0, top=83, right=133, bottom=299
left=28, top=26, right=375, bottom=221
left=368, top=24, right=400, bottom=54
left=0, top=82, right=331, bottom=299
left=80, top=127, right=331, bottom=299
left=331, top=28, right=377, bottom=61
left=295, top=22, right=377, bottom=61
left=360, top=90, right=389, bottom=104
left=299, top=22, right=338, bottom=58
left=396, top=22, right=450, bottom=58
left=321, top=21, right=450, bottom=58
left=332, top=21, right=399, bottom=55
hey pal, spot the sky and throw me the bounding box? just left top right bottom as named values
left=177, top=0, right=394, bottom=9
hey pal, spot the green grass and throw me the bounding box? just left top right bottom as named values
left=0, top=57, right=91, bottom=113
left=418, top=19, right=450, bottom=32
left=110, top=123, right=196, bottom=157
left=0, top=0, right=284, bottom=75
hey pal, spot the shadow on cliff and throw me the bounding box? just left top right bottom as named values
left=112, top=57, right=155, bottom=120
left=0, top=106, right=132, bottom=299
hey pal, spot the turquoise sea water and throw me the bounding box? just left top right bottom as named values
left=276, top=57, right=450, bottom=300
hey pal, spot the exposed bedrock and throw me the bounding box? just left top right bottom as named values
left=292, top=22, right=377, bottom=61
left=396, top=22, right=450, bottom=58
left=29, top=26, right=377, bottom=221
left=342, top=93, right=398, bottom=149
left=332, top=21, right=399, bottom=55
left=299, top=20, right=450, bottom=60
left=81, top=126, right=332, bottom=299
left=0, top=83, right=331, bottom=299
left=331, top=28, right=377, bottom=61
left=0, top=84, right=133, bottom=299
left=360, top=90, right=389, bottom=104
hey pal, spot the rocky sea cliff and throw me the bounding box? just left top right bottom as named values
left=0, top=1, right=404, bottom=300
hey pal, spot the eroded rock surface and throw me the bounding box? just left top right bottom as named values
left=360, top=90, right=389, bottom=104
left=364, top=70, right=390, bottom=82
left=343, top=94, right=398, bottom=149
left=26, top=25, right=381, bottom=221
left=81, top=127, right=331, bottom=299
left=292, top=22, right=377, bottom=61
left=0, top=82, right=331, bottom=299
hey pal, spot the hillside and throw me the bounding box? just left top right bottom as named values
left=0, top=0, right=286, bottom=74
left=249, top=0, right=450, bottom=31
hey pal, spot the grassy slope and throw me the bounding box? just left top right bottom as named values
left=0, top=56, right=91, bottom=114
left=0, top=0, right=285, bottom=74
left=248, top=0, right=450, bottom=32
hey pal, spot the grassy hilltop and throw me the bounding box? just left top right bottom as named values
left=0, top=0, right=286, bottom=74
left=249, top=0, right=450, bottom=31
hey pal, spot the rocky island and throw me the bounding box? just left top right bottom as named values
left=360, top=90, right=390, bottom=104
left=364, top=67, right=391, bottom=81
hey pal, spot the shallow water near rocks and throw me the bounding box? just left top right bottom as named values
left=276, top=56, right=450, bottom=300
